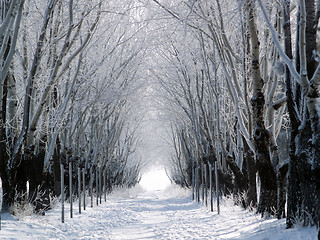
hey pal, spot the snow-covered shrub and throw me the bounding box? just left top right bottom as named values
left=10, top=187, right=56, bottom=217
left=10, top=191, right=33, bottom=218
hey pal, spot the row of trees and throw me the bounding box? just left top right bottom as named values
left=151, top=0, right=320, bottom=229
left=0, top=0, right=145, bottom=213
left=1, top=0, right=319, bottom=231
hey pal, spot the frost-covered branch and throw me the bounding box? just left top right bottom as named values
left=257, top=0, right=302, bottom=85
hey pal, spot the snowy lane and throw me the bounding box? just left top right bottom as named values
left=1, top=186, right=318, bottom=239
left=111, top=193, right=196, bottom=240
left=110, top=189, right=317, bottom=240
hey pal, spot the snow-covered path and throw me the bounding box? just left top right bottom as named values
left=110, top=189, right=317, bottom=240
left=1, top=186, right=318, bottom=239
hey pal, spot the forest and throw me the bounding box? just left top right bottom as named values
left=0, top=0, right=320, bottom=232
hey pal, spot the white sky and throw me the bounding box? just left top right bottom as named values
left=139, top=166, right=171, bottom=191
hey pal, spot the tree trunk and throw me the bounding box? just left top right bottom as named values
left=26, top=145, right=54, bottom=215
left=247, top=0, right=277, bottom=215
left=282, top=0, right=301, bottom=228
left=52, top=137, right=61, bottom=196
left=242, top=139, right=257, bottom=208
left=285, top=0, right=320, bottom=227
left=304, top=0, right=320, bottom=226
left=0, top=75, right=27, bottom=211
left=0, top=0, right=25, bottom=210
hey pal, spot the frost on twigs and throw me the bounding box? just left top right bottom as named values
left=10, top=191, right=33, bottom=218
left=227, top=190, right=255, bottom=211
left=10, top=188, right=57, bottom=218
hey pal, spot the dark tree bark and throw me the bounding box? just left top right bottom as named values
left=282, top=0, right=302, bottom=228
left=26, top=144, right=54, bottom=214
left=242, top=138, right=257, bottom=208
left=0, top=0, right=26, bottom=209
left=0, top=74, right=27, bottom=210
left=285, top=0, right=320, bottom=228
left=305, top=0, right=317, bottom=79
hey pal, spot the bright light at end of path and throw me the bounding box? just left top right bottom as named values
left=139, top=167, right=171, bottom=191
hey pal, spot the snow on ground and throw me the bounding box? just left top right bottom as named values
left=0, top=184, right=318, bottom=240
